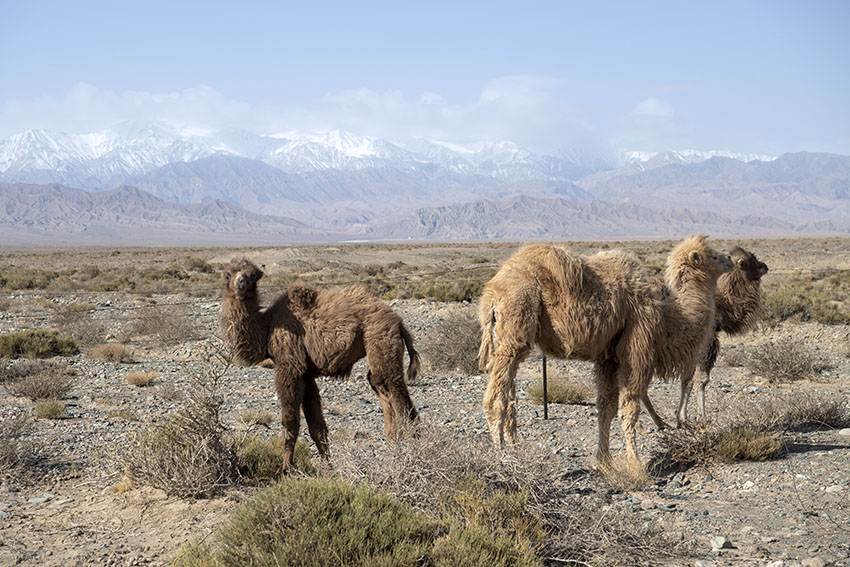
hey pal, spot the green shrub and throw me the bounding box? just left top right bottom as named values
left=237, top=437, right=316, bottom=481
left=176, top=479, right=438, bottom=567
left=0, top=329, right=79, bottom=359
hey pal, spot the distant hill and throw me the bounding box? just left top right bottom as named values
left=0, top=183, right=330, bottom=246
left=374, top=195, right=819, bottom=240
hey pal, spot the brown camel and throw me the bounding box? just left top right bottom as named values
left=478, top=235, right=732, bottom=466
left=643, top=246, right=768, bottom=428
left=220, top=258, right=420, bottom=473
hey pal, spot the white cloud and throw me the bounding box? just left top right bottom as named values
left=633, top=97, right=674, bottom=117
left=0, top=78, right=607, bottom=155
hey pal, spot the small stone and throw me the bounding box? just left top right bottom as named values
left=767, top=561, right=786, bottom=567
left=702, top=474, right=713, bottom=482
left=742, top=480, right=755, bottom=490
left=0, top=510, right=9, bottom=519
left=694, top=561, right=717, bottom=567
left=801, top=558, right=826, bottom=567
left=710, top=535, right=735, bottom=550
left=838, top=428, right=850, bottom=437
left=825, top=485, right=843, bottom=493
left=658, top=502, right=677, bottom=512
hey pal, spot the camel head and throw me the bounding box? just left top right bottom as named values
left=666, top=235, right=733, bottom=287
left=222, top=258, right=263, bottom=300
left=729, top=246, right=768, bottom=281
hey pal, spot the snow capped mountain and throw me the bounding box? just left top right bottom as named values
left=0, top=122, right=615, bottom=189
left=622, top=149, right=776, bottom=167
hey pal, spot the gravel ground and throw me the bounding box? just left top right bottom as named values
left=1, top=293, right=849, bottom=567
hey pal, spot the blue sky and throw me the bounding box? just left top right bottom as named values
left=1, top=0, right=848, bottom=155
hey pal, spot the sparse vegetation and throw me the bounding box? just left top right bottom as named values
left=761, top=269, right=850, bottom=326
left=107, top=409, right=139, bottom=421
left=715, top=427, right=782, bottom=462
left=420, top=308, right=481, bottom=374
left=33, top=399, right=65, bottom=419
left=0, top=329, right=79, bottom=359
left=121, top=305, right=198, bottom=346
left=0, top=415, right=39, bottom=477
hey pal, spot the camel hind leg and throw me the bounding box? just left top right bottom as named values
left=594, top=356, right=619, bottom=467
left=274, top=366, right=306, bottom=475
left=365, top=333, right=418, bottom=440
left=301, top=375, right=329, bottom=460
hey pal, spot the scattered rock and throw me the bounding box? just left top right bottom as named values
left=710, top=535, right=735, bottom=551
left=838, top=428, right=850, bottom=437
left=824, top=485, right=843, bottom=493
left=801, top=558, right=827, bottom=567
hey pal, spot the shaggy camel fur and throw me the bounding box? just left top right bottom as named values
left=220, top=258, right=420, bottom=473
left=479, top=235, right=732, bottom=466
left=643, top=246, right=768, bottom=428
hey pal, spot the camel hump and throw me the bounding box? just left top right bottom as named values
left=287, top=283, right=318, bottom=310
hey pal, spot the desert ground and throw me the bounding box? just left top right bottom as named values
left=1, top=236, right=849, bottom=567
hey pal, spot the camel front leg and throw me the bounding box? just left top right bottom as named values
left=642, top=392, right=671, bottom=430
left=275, top=367, right=305, bottom=475
left=302, top=375, right=329, bottom=461
left=695, top=368, right=711, bottom=425
left=620, top=391, right=643, bottom=468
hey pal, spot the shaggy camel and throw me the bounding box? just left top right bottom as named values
left=220, top=258, right=420, bottom=473
left=479, top=235, right=732, bottom=466
left=643, top=246, right=768, bottom=428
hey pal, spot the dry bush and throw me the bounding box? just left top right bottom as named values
left=125, top=371, right=158, bottom=387
left=124, top=348, right=237, bottom=498
left=527, top=377, right=593, bottom=405
left=334, top=423, right=682, bottom=566
left=33, top=399, right=65, bottom=420
left=738, top=339, right=832, bottom=382
left=51, top=302, right=105, bottom=347
left=420, top=308, right=481, bottom=375
left=761, top=270, right=850, bottom=326
left=156, top=383, right=184, bottom=402
left=120, top=305, right=198, bottom=346
left=0, top=329, right=79, bottom=359
left=651, top=392, right=847, bottom=471
left=3, top=361, right=75, bottom=400
left=0, top=415, right=40, bottom=477
left=89, top=343, right=132, bottom=362
left=599, top=456, right=653, bottom=491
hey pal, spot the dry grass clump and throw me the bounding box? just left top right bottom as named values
left=3, top=360, right=75, bottom=400
left=89, top=343, right=132, bottom=362
left=121, top=305, right=198, bottom=346
left=599, top=456, right=653, bottom=491
left=738, top=339, right=832, bottom=383
left=236, top=437, right=316, bottom=482
left=0, top=329, right=79, bottom=359
left=107, top=409, right=139, bottom=421
left=527, top=377, right=593, bottom=405
left=50, top=302, right=105, bottom=347
left=420, top=308, right=481, bottom=375
left=125, top=371, right=158, bottom=387
left=33, top=399, right=66, bottom=420
left=239, top=409, right=276, bottom=428
left=714, top=427, right=781, bottom=462
left=334, top=423, right=681, bottom=566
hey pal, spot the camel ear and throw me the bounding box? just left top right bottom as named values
left=689, top=250, right=702, bottom=266
left=251, top=270, right=263, bottom=282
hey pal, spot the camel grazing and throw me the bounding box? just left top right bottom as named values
left=643, top=246, right=768, bottom=428
left=478, top=235, right=732, bottom=466
left=220, top=258, right=420, bottom=473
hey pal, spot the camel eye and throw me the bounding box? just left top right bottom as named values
left=225, top=273, right=231, bottom=281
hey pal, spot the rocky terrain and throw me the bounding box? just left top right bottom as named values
left=0, top=239, right=849, bottom=566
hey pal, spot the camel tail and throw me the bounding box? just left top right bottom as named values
left=478, top=300, right=496, bottom=374
left=401, top=323, right=421, bottom=382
